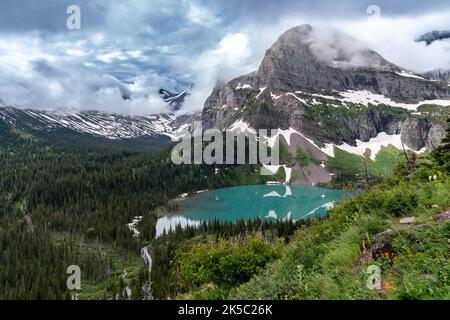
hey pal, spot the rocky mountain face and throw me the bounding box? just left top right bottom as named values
left=1, top=25, right=448, bottom=184
left=423, top=69, right=450, bottom=84
left=254, top=25, right=443, bottom=101
left=202, top=25, right=449, bottom=142
left=201, top=25, right=450, bottom=184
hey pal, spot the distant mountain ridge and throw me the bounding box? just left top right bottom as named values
left=0, top=106, right=193, bottom=142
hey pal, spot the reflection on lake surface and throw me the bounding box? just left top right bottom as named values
left=156, top=185, right=345, bottom=237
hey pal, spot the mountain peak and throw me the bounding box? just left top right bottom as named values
left=266, top=24, right=397, bottom=68
left=277, top=24, right=313, bottom=42
left=202, top=24, right=450, bottom=155
left=257, top=25, right=401, bottom=92
left=249, top=24, right=450, bottom=101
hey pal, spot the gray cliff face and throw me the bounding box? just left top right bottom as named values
left=257, top=25, right=397, bottom=95
left=202, top=24, right=450, bottom=153
left=401, top=118, right=446, bottom=150
left=423, top=69, right=450, bottom=84
left=202, top=73, right=257, bottom=130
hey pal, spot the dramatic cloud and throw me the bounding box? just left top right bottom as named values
left=0, top=0, right=449, bottom=114
left=333, top=10, right=450, bottom=72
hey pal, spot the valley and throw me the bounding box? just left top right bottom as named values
left=0, top=23, right=449, bottom=301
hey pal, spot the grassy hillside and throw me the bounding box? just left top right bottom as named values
left=163, top=125, right=450, bottom=300
left=326, top=145, right=406, bottom=189
left=229, top=149, right=450, bottom=300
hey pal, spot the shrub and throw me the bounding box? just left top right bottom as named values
left=381, top=186, right=418, bottom=217
left=171, top=235, right=281, bottom=298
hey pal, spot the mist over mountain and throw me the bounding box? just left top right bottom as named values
left=1, top=1, right=449, bottom=115
left=201, top=24, right=450, bottom=184
left=2, top=24, right=448, bottom=155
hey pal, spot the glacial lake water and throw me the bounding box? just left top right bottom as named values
left=156, top=185, right=346, bottom=237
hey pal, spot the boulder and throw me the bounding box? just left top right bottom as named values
left=371, top=229, right=396, bottom=259
left=399, top=217, right=416, bottom=225
left=434, top=211, right=450, bottom=223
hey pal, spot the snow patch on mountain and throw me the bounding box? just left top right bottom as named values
left=307, top=90, right=450, bottom=111
left=265, top=127, right=301, bottom=148
left=323, top=132, right=427, bottom=160
left=395, top=71, right=425, bottom=80
left=256, top=87, right=267, bottom=99
left=270, top=92, right=282, bottom=100
left=259, top=125, right=426, bottom=160
left=236, top=83, right=252, bottom=90
left=228, top=120, right=256, bottom=134
left=286, top=92, right=308, bottom=104
left=261, top=164, right=292, bottom=184
left=0, top=106, right=191, bottom=140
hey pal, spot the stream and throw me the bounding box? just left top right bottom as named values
left=127, top=216, right=153, bottom=298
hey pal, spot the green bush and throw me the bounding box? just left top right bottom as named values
left=388, top=222, right=450, bottom=300
left=381, top=186, right=418, bottom=217
left=296, top=148, right=320, bottom=167
left=171, top=235, right=281, bottom=299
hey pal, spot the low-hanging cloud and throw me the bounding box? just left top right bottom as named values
left=0, top=1, right=449, bottom=115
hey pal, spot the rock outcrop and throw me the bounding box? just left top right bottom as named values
left=423, top=69, right=450, bottom=84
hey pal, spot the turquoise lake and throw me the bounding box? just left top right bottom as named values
left=156, top=185, right=345, bottom=237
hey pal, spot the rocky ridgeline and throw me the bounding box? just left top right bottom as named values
left=202, top=25, right=450, bottom=152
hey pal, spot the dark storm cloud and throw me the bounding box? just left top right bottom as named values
left=32, top=59, right=65, bottom=77
left=0, top=0, right=221, bottom=54
left=200, top=0, right=450, bottom=24
left=0, top=0, right=107, bottom=32
left=1, top=0, right=447, bottom=34
left=0, top=0, right=449, bottom=114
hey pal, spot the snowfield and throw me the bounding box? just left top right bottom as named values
left=262, top=164, right=292, bottom=184
left=325, top=132, right=427, bottom=160
left=235, top=83, right=252, bottom=90
left=290, top=89, right=450, bottom=111
left=395, top=71, right=426, bottom=80
left=227, top=121, right=427, bottom=164
left=228, top=119, right=256, bottom=134
left=256, top=87, right=267, bottom=99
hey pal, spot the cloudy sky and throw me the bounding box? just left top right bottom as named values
left=1, top=0, right=450, bottom=115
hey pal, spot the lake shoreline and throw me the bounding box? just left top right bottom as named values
left=155, top=184, right=346, bottom=237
